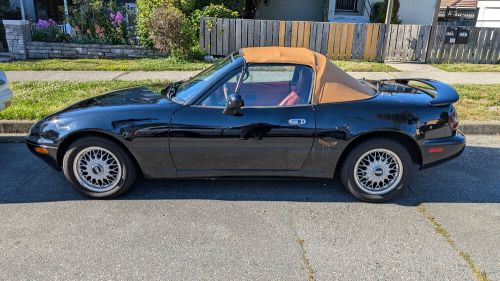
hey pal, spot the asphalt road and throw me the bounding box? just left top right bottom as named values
left=0, top=135, right=498, bottom=280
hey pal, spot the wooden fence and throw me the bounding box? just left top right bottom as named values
left=427, top=25, right=500, bottom=64
left=385, top=25, right=432, bottom=62
left=200, top=18, right=385, bottom=61
left=199, top=17, right=500, bottom=64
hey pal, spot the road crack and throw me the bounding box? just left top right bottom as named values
left=417, top=204, right=489, bottom=281
left=297, top=238, right=315, bottom=281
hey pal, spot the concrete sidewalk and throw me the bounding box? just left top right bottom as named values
left=6, top=69, right=500, bottom=84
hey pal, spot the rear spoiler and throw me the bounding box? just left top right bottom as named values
left=392, top=79, right=459, bottom=107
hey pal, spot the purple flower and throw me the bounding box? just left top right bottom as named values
left=110, top=11, right=124, bottom=27
left=35, top=19, right=50, bottom=29
left=35, top=18, right=56, bottom=29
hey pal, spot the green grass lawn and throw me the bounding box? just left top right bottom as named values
left=0, top=81, right=496, bottom=121
left=0, top=58, right=398, bottom=72
left=0, top=58, right=212, bottom=71
left=432, top=63, right=500, bottom=72
left=453, top=84, right=500, bottom=121
left=333, top=61, right=398, bottom=72
left=0, top=80, right=166, bottom=120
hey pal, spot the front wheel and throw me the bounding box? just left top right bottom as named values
left=62, top=137, right=137, bottom=199
left=340, top=138, right=414, bottom=202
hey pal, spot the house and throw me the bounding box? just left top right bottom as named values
left=438, top=0, right=500, bottom=27
left=8, top=0, right=135, bottom=23
left=476, top=0, right=500, bottom=27
left=439, top=0, right=479, bottom=26
left=254, top=0, right=439, bottom=24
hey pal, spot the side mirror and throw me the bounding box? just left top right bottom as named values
left=223, top=94, right=244, bottom=115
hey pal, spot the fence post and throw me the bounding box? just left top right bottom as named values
left=381, top=0, right=393, bottom=62
left=425, top=0, right=442, bottom=63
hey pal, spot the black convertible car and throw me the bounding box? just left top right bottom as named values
left=27, top=47, right=465, bottom=202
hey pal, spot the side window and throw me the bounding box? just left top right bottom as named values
left=200, top=64, right=313, bottom=107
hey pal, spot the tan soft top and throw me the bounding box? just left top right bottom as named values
left=241, top=47, right=375, bottom=104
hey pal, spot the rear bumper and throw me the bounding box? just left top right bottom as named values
left=420, top=131, right=466, bottom=169
left=26, top=140, right=60, bottom=170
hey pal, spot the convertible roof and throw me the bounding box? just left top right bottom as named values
left=240, top=47, right=375, bottom=104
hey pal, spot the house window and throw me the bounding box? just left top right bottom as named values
left=336, top=0, right=358, bottom=12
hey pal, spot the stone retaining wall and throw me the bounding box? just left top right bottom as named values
left=26, top=42, right=162, bottom=59
left=2, top=20, right=163, bottom=59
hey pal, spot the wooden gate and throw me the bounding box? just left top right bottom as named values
left=385, top=25, right=432, bottom=62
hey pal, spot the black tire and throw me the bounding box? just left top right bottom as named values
left=62, top=136, right=137, bottom=199
left=340, top=138, right=414, bottom=203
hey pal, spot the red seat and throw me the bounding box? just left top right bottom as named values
left=278, top=91, right=300, bottom=106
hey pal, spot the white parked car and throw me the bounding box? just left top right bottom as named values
left=0, top=70, right=12, bottom=111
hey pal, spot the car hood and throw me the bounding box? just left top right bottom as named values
left=29, top=86, right=182, bottom=144
left=47, top=86, right=178, bottom=117
left=68, top=86, right=172, bottom=109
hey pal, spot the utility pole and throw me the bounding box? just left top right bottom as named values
left=426, top=0, right=442, bottom=62
left=381, top=0, right=394, bottom=62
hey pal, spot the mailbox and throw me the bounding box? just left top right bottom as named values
left=445, top=27, right=458, bottom=44
left=445, top=26, right=470, bottom=44
left=456, top=27, right=470, bottom=44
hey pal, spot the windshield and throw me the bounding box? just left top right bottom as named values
left=173, top=53, right=242, bottom=104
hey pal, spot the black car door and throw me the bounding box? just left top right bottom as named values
left=169, top=64, right=316, bottom=176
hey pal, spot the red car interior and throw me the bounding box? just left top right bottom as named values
left=228, top=81, right=292, bottom=106
left=278, top=91, right=300, bottom=106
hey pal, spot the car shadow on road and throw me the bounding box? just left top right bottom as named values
left=0, top=146, right=498, bottom=205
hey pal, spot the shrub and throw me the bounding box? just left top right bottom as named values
left=164, top=0, right=244, bottom=16
left=192, top=0, right=245, bottom=15
left=136, top=0, right=172, bottom=48
left=184, top=4, right=239, bottom=57
left=192, top=3, right=239, bottom=20
left=371, top=0, right=401, bottom=24
left=31, top=19, right=70, bottom=42
left=149, top=5, right=188, bottom=57
left=136, top=0, right=239, bottom=50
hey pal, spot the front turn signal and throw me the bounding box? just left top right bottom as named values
left=34, top=147, right=49, bottom=155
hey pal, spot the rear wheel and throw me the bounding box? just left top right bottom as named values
left=340, top=138, right=414, bottom=202
left=62, top=137, right=137, bottom=199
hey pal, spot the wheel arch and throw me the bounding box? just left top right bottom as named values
left=56, top=130, right=143, bottom=176
left=333, top=130, right=422, bottom=178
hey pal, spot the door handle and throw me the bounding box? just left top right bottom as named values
left=288, top=118, right=307, bottom=126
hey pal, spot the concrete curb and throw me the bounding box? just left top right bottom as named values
left=0, top=120, right=498, bottom=143
left=460, top=121, right=500, bottom=135
left=0, top=120, right=34, bottom=134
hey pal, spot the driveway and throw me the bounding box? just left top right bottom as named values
left=0, top=135, right=498, bottom=280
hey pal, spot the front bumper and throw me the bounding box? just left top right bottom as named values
left=26, top=140, right=60, bottom=170
left=0, top=88, right=12, bottom=111
left=420, top=131, right=466, bottom=169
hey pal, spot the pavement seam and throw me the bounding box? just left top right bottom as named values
left=416, top=204, right=489, bottom=281
left=297, top=238, right=315, bottom=281
left=113, top=71, right=130, bottom=80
